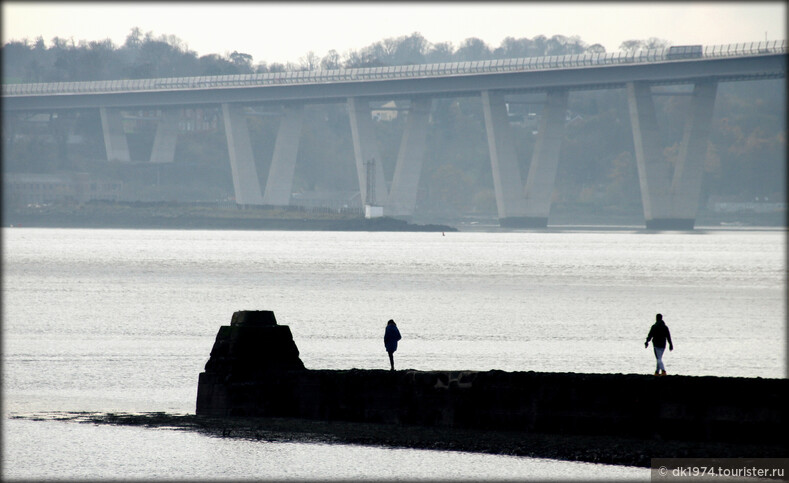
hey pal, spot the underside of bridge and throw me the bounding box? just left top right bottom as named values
left=88, top=76, right=727, bottom=230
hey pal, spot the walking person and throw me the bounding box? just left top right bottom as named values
left=384, top=319, right=402, bottom=371
left=645, top=313, right=674, bottom=375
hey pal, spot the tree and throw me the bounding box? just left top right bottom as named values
left=619, top=39, right=644, bottom=53
left=426, top=42, right=454, bottom=62
left=198, top=54, right=236, bottom=75
left=51, top=36, right=69, bottom=49
left=342, top=48, right=385, bottom=68
left=586, top=44, right=606, bottom=54
left=530, top=35, right=548, bottom=56
left=546, top=35, right=569, bottom=55
left=320, top=50, right=340, bottom=70
left=299, top=51, right=320, bottom=71
left=53, top=47, right=81, bottom=81
left=124, top=27, right=143, bottom=49
left=495, top=37, right=532, bottom=58
left=643, top=37, right=671, bottom=50
left=82, top=39, right=116, bottom=79
left=229, top=51, right=254, bottom=72
left=356, top=41, right=388, bottom=66
left=455, top=37, right=491, bottom=61
left=565, top=36, right=587, bottom=55
left=619, top=38, right=670, bottom=53
left=392, top=32, right=428, bottom=65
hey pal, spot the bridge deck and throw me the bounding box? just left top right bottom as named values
left=3, top=40, right=785, bottom=100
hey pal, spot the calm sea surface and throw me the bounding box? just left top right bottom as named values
left=2, top=227, right=785, bottom=480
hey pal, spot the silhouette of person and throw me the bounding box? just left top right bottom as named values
left=384, top=319, right=402, bottom=371
left=645, top=313, right=674, bottom=376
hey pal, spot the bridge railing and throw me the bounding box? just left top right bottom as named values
left=703, top=40, right=786, bottom=57
left=3, top=40, right=785, bottom=97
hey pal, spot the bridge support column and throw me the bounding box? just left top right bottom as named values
left=99, top=107, right=130, bottom=162
left=627, top=82, right=717, bottom=230
left=387, top=97, right=432, bottom=217
left=149, top=109, right=179, bottom=163
left=670, top=81, right=718, bottom=228
left=222, top=103, right=264, bottom=205
left=481, top=90, right=528, bottom=226
left=522, top=89, right=568, bottom=227
left=348, top=97, right=387, bottom=207
left=262, top=105, right=304, bottom=206
left=627, top=82, right=672, bottom=228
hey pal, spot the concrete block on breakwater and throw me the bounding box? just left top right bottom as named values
left=196, top=311, right=787, bottom=447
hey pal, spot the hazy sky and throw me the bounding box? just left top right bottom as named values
left=2, top=2, right=785, bottom=65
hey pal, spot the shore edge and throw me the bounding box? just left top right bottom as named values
left=12, top=412, right=785, bottom=468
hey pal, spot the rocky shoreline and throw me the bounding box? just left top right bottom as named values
left=12, top=411, right=785, bottom=468
left=3, top=200, right=460, bottom=232
left=5, top=200, right=783, bottom=232
left=5, top=211, right=456, bottom=232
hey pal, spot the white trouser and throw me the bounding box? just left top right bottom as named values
left=654, top=346, right=666, bottom=372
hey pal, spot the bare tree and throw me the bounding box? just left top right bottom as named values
left=320, top=50, right=340, bottom=70
left=644, top=37, right=671, bottom=50
left=299, top=51, right=320, bottom=71
left=124, top=27, right=143, bottom=49
left=619, top=39, right=644, bottom=53
left=619, top=38, right=670, bottom=53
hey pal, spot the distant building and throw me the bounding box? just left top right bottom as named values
left=371, top=101, right=399, bottom=122
left=179, top=108, right=220, bottom=132
left=4, top=172, right=122, bottom=205
left=120, top=108, right=220, bottom=133
left=505, top=103, right=583, bottom=128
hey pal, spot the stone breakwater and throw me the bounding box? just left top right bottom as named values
left=196, top=311, right=787, bottom=450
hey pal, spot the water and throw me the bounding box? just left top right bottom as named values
left=2, top=227, right=785, bottom=480
left=4, top=418, right=644, bottom=481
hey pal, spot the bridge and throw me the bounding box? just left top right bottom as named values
left=3, top=40, right=786, bottom=228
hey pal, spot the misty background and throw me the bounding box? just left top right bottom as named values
left=2, top=31, right=785, bottom=223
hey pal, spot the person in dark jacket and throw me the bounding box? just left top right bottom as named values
left=384, top=319, right=402, bottom=371
left=645, top=313, right=674, bottom=375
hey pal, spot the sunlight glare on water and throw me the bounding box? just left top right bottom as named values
left=2, top=227, right=783, bottom=480
left=3, top=418, right=647, bottom=480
